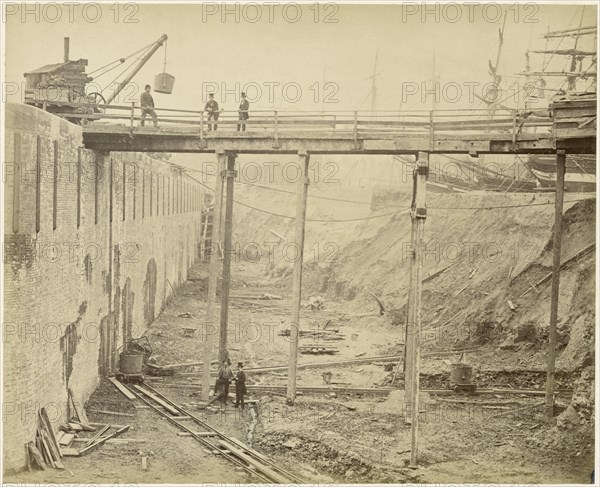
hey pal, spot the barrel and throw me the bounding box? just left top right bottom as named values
left=154, top=73, right=175, bottom=94
left=450, top=363, right=473, bottom=386
left=119, top=351, right=144, bottom=375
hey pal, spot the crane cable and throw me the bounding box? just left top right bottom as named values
left=88, top=39, right=159, bottom=77
left=162, top=38, right=168, bottom=75
left=99, top=43, right=155, bottom=95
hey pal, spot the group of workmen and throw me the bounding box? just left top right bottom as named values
left=207, top=359, right=247, bottom=409
left=139, top=84, right=250, bottom=131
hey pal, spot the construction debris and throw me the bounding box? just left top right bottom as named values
left=260, top=293, right=283, bottom=300
left=309, top=295, right=326, bottom=310
left=36, top=408, right=64, bottom=470
left=300, top=345, right=339, bottom=355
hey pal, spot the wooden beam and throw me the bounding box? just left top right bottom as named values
left=407, top=152, right=428, bottom=467
left=78, top=425, right=130, bottom=455
left=287, top=151, right=311, bottom=406
left=80, top=123, right=565, bottom=155
left=219, top=152, right=237, bottom=363
left=202, top=152, right=225, bottom=401
left=133, top=385, right=179, bottom=415
left=520, top=242, right=595, bottom=297
left=545, top=151, right=566, bottom=418
left=108, top=377, right=136, bottom=400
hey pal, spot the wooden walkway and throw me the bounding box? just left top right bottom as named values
left=37, top=99, right=596, bottom=155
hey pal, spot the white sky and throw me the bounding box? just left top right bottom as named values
left=4, top=2, right=598, bottom=113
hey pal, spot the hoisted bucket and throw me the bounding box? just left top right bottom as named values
left=154, top=72, right=175, bottom=94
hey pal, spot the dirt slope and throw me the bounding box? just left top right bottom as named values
left=230, top=184, right=595, bottom=370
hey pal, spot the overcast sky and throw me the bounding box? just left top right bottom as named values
left=5, top=2, right=597, bottom=114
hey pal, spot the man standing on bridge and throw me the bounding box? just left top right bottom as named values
left=204, top=93, right=219, bottom=131
left=140, top=84, right=158, bottom=128
left=237, top=92, right=249, bottom=131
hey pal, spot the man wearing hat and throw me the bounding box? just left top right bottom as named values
left=234, top=362, right=247, bottom=408
left=237, top=92, right=249, bottom=131
left=204, top=93, right=219, bottom=131
left=140, top=84, right=158, bottom=128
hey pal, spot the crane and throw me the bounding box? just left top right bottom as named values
left=104, top=34, right=168, bottom=105
left=24, top=34, right=170, bottom=121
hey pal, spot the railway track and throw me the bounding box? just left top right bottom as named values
left=122, top=382, right=303, bottom=483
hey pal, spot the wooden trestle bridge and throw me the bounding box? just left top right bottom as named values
left=37, top=95, right=596, bottom=155
left=32, top=93, right=596, bottom=468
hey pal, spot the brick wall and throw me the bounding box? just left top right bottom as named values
left=3, top=103, right=204, bottom=473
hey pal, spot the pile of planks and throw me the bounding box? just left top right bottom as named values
left=299, top=344, right=339, bottom=355
left=26, top=408, right=65, bottom=470
left=60, top=424, right=131, bottom=457
left=279, top=320, right=344, bottom=342
left=25, top=390, right=134, bottom=470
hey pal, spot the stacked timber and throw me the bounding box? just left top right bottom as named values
left=551, top=92, right=597, bottom=140
left=27, top=408, right=65, bottom=470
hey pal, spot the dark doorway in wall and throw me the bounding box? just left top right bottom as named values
left=144, top=259, right=157, bottom=326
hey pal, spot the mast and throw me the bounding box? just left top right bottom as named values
left=567, top=6, right=587, bottom=90
left=520, top=6, right=597, bottom=95
left=368, top=48, right=379, bottom=114
left=486, top=9, right=507, bottom=116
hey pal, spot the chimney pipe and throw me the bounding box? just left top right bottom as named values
left=64, top=37, right=70, bottom=62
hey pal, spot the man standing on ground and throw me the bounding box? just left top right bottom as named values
left=234, top=362, right=247, bottom=409
left=204, top=93, right=219, bottom=131
left=237, top=92, right=249, bottom=131
left=219, top=359, right=234, bottom=404
left=205, top=359, right=233, bottom=408
left=140, top=84, right=158, bottom=127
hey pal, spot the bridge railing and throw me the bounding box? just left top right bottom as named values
left=46, top=100, right=554, bottom=139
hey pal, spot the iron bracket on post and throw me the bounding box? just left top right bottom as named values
left=412, top=154, right=429, bottom=220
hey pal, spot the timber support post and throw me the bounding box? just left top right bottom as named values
left=407, top=151, right=428, bottom=467
left=201, top=150, right=226, bottom=401
left=219, top=151, right=237, bottom=364
left=286, top=150, right=311, bottom=406
left=545, top=149, right=566, bottom=418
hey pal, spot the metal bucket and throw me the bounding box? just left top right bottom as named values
left=119, top=351, right=144, bottom=375
left=450, top=363, right=473, bottom=386
left=154, top=73, right=175, bottom=94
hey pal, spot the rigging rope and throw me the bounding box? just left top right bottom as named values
left=100, top=44, right=154, bottom=95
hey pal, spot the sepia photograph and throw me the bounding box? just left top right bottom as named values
left=2, top=1, right=598, bottom=485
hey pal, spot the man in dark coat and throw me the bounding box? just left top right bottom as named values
left=219, top=359, right=234, bottom=403
left=206, top=359, right=233, bottom=407
left=140, top=84, right=158, bottom=127
left=234, top=362, right=247, bottom=408
left=237, top=92, right=249, bottom=131
left=204, top=93, right=219, bottom=131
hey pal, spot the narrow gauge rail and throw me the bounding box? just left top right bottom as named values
left=123, top=382, right=304, bottom=484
